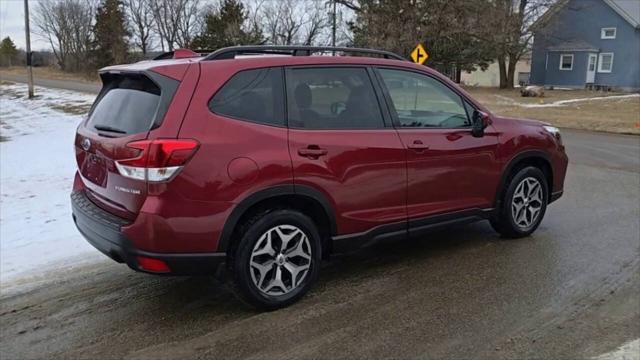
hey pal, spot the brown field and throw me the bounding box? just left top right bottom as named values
left=465, top=87, right=640, bottom=135
left=0, top=66, right=99, bottom=83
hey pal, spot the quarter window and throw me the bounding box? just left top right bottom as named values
left=601, top=27, right=616, bottom=39
left=377, top=68, right=471, bottom=128
left=559, top=54, right=573, bottom=70
left=598, top=53, right=614, bottom=73
left=285, top=67, right=384, bottom=129
left=209, top=68, right=285, bottom=126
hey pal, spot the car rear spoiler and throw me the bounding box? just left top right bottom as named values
left=153, top=48, right=216, bottom=60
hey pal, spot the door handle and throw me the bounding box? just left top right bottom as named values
left=298, top=145, right=328, bottom=159
left=407, top=140, right=429, bottom=151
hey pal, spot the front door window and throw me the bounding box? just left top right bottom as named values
left=377, top=68, right=471, bottom=129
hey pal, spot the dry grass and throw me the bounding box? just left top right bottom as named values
left=0, top=84, right=25, bottom=99
left=1, top=119, right=11, bottom=142
left=0, top=66, right=99, bottom=83
left=50, top=103, right=92, bottom=115
left=465, top=87, right=640, bottom=134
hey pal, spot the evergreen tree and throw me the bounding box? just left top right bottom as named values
left=0, top=37, right=18, bottom=67
left=191, top=0, right=263, bottom=50
left=92, top=0, right=129, bottom=68
left=347, top=0, right=495, bottom=80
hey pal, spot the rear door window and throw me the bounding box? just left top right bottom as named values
left=209, top=67, right=285, bottom=126
left=285, top=67, right=384, bottom=129
left=88, top=74, right=161, bottom=135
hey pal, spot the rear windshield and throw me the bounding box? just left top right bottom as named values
left=88, top=74, right=161, bottom=135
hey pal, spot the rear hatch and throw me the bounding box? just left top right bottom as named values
left=75, top=70, right=181, bottom=220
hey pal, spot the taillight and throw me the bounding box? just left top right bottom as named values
left=115, top=139, right=199, bottom=182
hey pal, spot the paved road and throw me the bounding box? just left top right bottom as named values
left=0, top=94, right=638, bottom=358
left=0, top=73, right=101, bottom=94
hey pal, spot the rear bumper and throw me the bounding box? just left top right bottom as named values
left=71, top=191, right=226, bottom=275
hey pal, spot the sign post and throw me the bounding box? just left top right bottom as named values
left=410, top=43, right=429, bottom=65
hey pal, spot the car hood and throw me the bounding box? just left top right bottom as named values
left=492, top=116, right=550, bottom=128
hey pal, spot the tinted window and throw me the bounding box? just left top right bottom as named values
left=378, top=69, right=471, bottom=128
left=286, top=67, right=384, bottom=129
left=464, top=100, right=476, bottom=119
left=209, top=68, right=285, bottom=126
left=88, top=74, right=160, bottom=135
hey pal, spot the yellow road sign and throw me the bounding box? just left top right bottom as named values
left=410, top=43, right=428, bottom=65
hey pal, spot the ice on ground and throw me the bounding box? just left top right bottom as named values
left=1, top=82, right=102, bottom=286
left=493, top=93, right=640, bottom=108
left=594, top=339, right=640, bottom=360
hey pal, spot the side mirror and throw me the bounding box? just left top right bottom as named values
left=471, top=110, right=490, bottom=138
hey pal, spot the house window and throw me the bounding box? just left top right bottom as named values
left=601, top=27, right=616, bottom=39
left=559, top=54, right=573, bottom=70
left=598, top=53, right=614, bottom=73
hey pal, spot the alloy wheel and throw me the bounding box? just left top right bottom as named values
left=249, top=225, right=312, bottom=296
left=511, top=177, right=544, bottom=229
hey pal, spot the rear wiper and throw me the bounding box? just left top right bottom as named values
left=93, top=124, right=127, bottom=134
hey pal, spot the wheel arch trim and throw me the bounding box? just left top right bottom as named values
left=494, top=150, right=553, bottom=208
left=217, top=184, right=337, bottom=252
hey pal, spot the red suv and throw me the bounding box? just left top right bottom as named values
left=71, top=46, right=568, bottom=309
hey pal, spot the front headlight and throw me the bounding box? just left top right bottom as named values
left=543, top=125, right=562, bottom=144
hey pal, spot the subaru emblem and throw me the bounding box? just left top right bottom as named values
left=81, top=138, right=91, bottom=151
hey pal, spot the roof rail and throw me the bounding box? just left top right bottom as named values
left=202, top=45, right=406, bottom=61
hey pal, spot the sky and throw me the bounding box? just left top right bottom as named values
left=0, top=0, right=49, bottom=50
left=0, top=0, right=354, bottom=52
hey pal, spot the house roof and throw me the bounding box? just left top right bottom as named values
left=534, top=0, right=640, bottom=30
left=605, top=0, right=640, bottom=28
left=547, top=40, right=599, bottom=52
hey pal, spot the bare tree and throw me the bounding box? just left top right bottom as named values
left=148, top=0, right=202, bottom=51
left=149, top=0, right=184, bottom=51
left=33, top=0, right=96, bottom=72
left=302, top=1, right=329, bottom=45
left=175, top=0, right=202, bottom=48
left=334, top=0, right=359, bottom=11
left=259, top=0, right=329, bottom=46
left=124, top=0, right=154, bottom=55
left=244, top=0, right=267, bottom=38
left=263, top=0, right=299, bottom=45
left=488, top=0, right=554, bottom=88
left=324, top=0, right=356, bottom=46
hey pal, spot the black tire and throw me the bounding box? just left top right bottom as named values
left=490, top=166, right=548, bottom=238
left=230, top=208, right=321, bottom=310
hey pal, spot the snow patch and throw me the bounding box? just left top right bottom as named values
left=594, top=339, right=640, bottom=360
left=1, top=83, right=103, bottom=286
left=493, top=93, right=640, bottom=108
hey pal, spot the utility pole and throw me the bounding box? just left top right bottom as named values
left=23, top=0, right=35, bottom=99
left=331, top=0, right=337, bottom=48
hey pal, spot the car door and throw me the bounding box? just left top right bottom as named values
left=285, top=66, right=407, bottom=238
left=374, top=67, right=501, bottom=223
